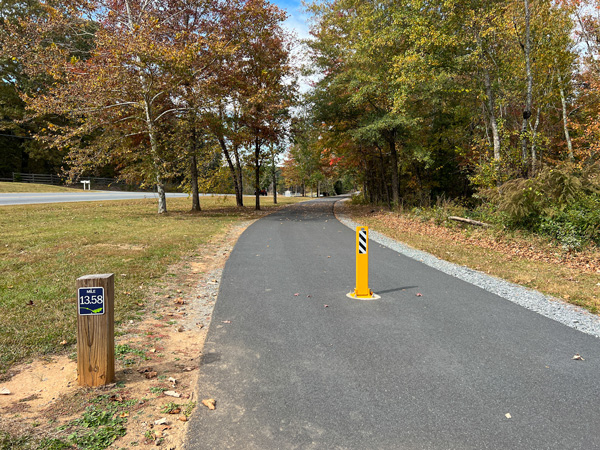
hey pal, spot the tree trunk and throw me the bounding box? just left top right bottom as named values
left=520, top=0, right=533, bottom=174
left=218, top=137, right=243, bottom=207
left=190, top=153, right=200, bottom=211
left=144, top=102, right=166, bottom=214
left=557, top=69, right=574, bottom=161
left=271, top=151, right=277, bottom=204
left=234, top=145, right=244, bottom=206
left=388, top=133, right=399, bottom=205
left=483, top=67, right=501, bottom=161
left=378, top=147, right=391, bottom=209
left=476, top=31, right=501, bottom=161
left=530, top=107, right=541, bottom=175
left=125, top=0, right=166, bottom=213
left=254, top=138, right=261, bottom=211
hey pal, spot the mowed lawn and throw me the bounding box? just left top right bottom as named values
left=0, top=195, right=301, bottom=372
left=0, top=182, right=79, bottom=193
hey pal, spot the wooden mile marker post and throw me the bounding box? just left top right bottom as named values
left=76, top=274, right=115, bottom=387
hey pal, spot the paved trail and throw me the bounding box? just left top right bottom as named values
left=187, top=198, right=600, bottom=449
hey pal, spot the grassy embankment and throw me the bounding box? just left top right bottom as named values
left=344, top=203, right=600, bottom=315
left=0, top=193, right=303, bottom=372
left=0, top=182, right=79, bottom=193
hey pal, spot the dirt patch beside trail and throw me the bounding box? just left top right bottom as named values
left=0, top=220, right=253, bottom=449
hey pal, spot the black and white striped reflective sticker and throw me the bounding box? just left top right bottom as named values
left=358, top=228, right=367, bottom=254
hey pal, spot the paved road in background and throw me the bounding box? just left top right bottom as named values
left=0, top=191, right=190, bottom=206
left=187, top=198, right=600, bottom=449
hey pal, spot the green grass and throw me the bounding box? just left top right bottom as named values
left=0, top=182, right=79, bottom=193
left=0, top=195, right=304, bottom=372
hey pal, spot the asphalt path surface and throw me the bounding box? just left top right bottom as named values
left=187, top=198, right=600, bottom=449
left=0, top=191, right=190, bottom=206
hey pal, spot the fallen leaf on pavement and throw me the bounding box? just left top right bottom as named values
left=505, top=413, right=512, bottom=419
left=294, top=293, right=299, bottom=296
left=572, top=354, right=585, bottom=361
left=202, top=399, right=216, bottom=410
left=416, top=293, right=423, bottom=297
left=222, top=320, right=231, bottom=324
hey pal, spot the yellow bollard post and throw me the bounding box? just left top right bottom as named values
left=347, top=226, right=379, bottom=300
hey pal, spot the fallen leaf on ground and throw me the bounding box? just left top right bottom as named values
left=572, top=354, right=585, bottom=361
left=144, top=371, right=157, bottom=379
left=154, top=418, right=168, bottom=425
left=182, top=367, right=196, bottom=372
left=164, top=391, right=181, bottom=398
left=149, top=348, right=157, bottom=353
left=168, top=377, right=177, bottom=385
left=137, top=367, right=154, bottom=374
left=294, top=293, right=300, bottom=296
left=109, top=393, right=123, bottom=402
left=505, top=413, right=512, bottom=419
left=0, top=388, right=10, bottom=395
left=416, top=293, right=423, bottom=297
left=178, top=415, right=188, bottom=422
left=202, top=399, right=216, bottom=410
left=27, top=300, right=34, bottom=306
left=60, top=340, right=68, bottom=345
left=177, top=289, right=183, bottom=293
left=174, top=298, right=185, bottom=305
left=119, top=412, right=129, bottom=418
left=222, top=320, right=231, bottom=324
left=168, top=408, right=181, bottom=414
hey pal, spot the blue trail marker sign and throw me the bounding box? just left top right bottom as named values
left=78, top=286, right=105, bottom=315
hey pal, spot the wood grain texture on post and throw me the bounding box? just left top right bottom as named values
left=76, top=274, right=115, bottom=387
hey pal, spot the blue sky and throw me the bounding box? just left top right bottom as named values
left=272, top=0, right=311, bottom=40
